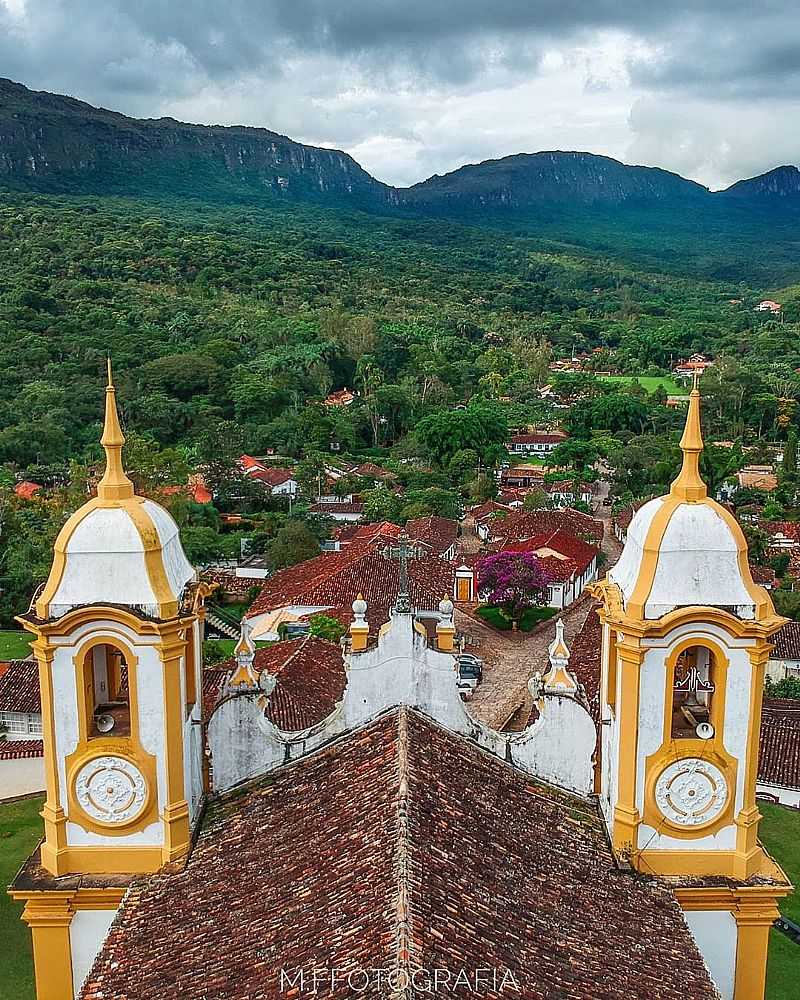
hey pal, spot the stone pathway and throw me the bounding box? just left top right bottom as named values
left=461, top=504, right=623, bottom=731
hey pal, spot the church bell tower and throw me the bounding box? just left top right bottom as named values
left=591, top=380, right=791, bottom=1000
left=11, top=363, right=207, bottom=1000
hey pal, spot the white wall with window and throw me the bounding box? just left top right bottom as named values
left=0, top=710, right=43, bottom=740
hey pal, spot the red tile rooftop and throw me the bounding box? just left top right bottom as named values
left=0, top=659, right=41, bottom=714
left=80, top=708, right=716, bottom=1000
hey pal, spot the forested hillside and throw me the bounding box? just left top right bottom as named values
left=0, top=185, right=799, bottom=623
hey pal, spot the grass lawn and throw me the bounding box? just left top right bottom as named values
left=0, top=795, right=43, bottom=1000
left=600, top=374, right=684, bottom=396
left=475, top=604, right=558, bottom=632
left=761, top=801, right=800, bottom=999
left=0, top=631, right=32, bottom=660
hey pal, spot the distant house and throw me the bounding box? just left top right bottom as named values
left=542, top=481, right=595, bottom=509
left=509, top=431, right=567, bottom=456
left=405, top=515, right=459, bottom=560
left=756, top=300, right=782, bottom=314
left=500, top=465, right=546, bottom=489
left=673, top=354, right=714, bottom=379
left=308, top=500, right=364, bottom=523
left=757, top=698, right=800, bottom=808
left=240, top=456, right=298, bottom=497
left=323, top=387, right=356, bottom=407
left=0, top=660, right=42, bottom=740
left=767, top=621, right=800, bottom=684
left=14, top=480, right=42, bottom=500
left=736, top=465, right=778, bottom=491
left=477, top=525, right=600, bottom=610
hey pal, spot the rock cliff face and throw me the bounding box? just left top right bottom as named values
left=720, top=165, right=800, bottom=200
left=0, top=78, right=391, bottom=205
left=398, top=151, right=709, bottom=209
left=2, top=78, right=799, bottom=214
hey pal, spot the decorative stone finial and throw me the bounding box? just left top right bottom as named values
left=352, top=593, right=367, bottom=621
left=670, top=375, right=707, bottom=502
left=97, top=358, right=135, bottom=501
left=350, top=593, right=369, bottom=651
left=436, top=593, right=456, bottom=652
left=229, top=619, right=258, bottom=688
left=542, top=618, right=579, bottom=696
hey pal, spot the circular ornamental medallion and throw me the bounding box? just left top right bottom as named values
left=74, top=755, right=148, bottom=825
left=654, top=758, right=728, bottom=828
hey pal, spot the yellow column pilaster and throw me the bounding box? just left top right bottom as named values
left=21, top=895, right=74, bottom=1000
left=734, top=644, right=769, bottom=879
left=436, top=624, right=456, bottom=652
left=612, top=637, right=643, bottom=860
left=733, top=893, right=781, bottom=1000
left=31, top=638, right=68, bottom=876
left=159, top=632, right=190, bottom=864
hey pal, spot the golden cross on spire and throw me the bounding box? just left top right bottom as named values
left=97, top=358, right=135, bottom=501
left=670, top=371, right=707, bottom=501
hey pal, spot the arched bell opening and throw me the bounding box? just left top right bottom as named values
left=81, top=642, right=131, bottom=738
left=670, top=644, right=717, bottom=741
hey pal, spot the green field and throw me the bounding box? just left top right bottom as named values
left=0, top=632, right=32, bottom=660
left=762, top=801, right=800, bottom=999
left=475, top=604, right=558, bottom=631
left=0, top=796, right=42, bottom=1000
left=599, top=374, right=685, bottom=395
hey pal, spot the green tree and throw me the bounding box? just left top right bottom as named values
left=307, top=614, right=346, bottom=643
left=266, top=521, right=321, bottom=571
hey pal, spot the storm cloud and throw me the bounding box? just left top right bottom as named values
left=0, top=0, right=798, bottom=188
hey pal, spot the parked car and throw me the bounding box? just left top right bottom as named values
left=457, top=654, right=483, bottom=691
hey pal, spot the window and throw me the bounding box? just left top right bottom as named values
left=0, top=711, right=27, bottom=734
left=81, top=642, right=131, bottom=739
left=27, top=715, right=42, bottom=734
left=671, top=644, right=715, bottom=740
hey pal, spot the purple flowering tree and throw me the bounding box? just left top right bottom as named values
left=477, top=551, right=551, bottom=622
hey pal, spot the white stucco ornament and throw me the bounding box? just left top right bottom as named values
left=654, top=758, right=728, bottom=827
left=74, top=755, right=148, bottom=825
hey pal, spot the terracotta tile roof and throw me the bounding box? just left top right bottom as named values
left=338, top=520, right=400, bottom=547
left=763, top=520, right=800, bottom=543
left=470, top=500, right=514, bottom=522
left=352, top=462, right=397, bottom=480
left=510, top=432, right=567, bottom=445
left=613, top=499, right=650, bottom=533
left=0, top=738, right=43, bottom=759
left=489, top=508, right=604, bottom=546
left=770, top=621, right=800, bottom=660
left=202, top=667, right=229, bottom=718
left=568, top=607, right=603, bottom=723
left=80, top=709, right=715, bottom=1000
left=405, top=515, right=458, bottom=555
left=758, top=703, right=800, bottom=790
left=14, top=480, right=42, bottom=500
left=495, top=527, right=599, bottom=577
left=308, top=501, right=365, bottom=515
left=0, top=660, right=40, bottom=714
left=246, top=548, right=455, bottom=633
left=750, top=564, right=776, bottom=586
left=219, top=638, right=346, bottom=731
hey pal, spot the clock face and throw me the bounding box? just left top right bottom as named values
left=74, top=755, right=148, bottom=826
left=654, top=758, right=729, bottom=828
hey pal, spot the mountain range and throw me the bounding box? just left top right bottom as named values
left=1, top=77, right=798, bottom=215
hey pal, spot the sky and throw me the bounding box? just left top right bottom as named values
left=1, top=1, right=798, bottom=190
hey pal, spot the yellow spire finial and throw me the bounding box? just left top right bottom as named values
left=97, top=359, right=135, bottom=501
left=670, top=374, right=707, bottom=501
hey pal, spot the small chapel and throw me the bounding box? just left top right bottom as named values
left=8, top=367, right=793, bottom=999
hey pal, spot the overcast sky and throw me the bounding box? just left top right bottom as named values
left=1, top=1, right=798, bottom=189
